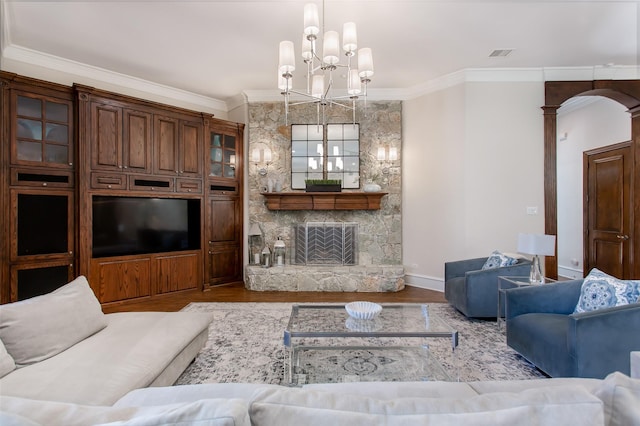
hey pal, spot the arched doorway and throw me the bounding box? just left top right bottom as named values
left=544, top=80, right=640, bottom=279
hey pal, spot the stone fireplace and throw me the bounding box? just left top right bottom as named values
left=245, top=100, right=404, bottom=292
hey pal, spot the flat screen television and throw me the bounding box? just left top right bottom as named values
left=92, top=195, right=201, bottom=258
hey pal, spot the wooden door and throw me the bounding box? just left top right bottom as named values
left=584, top=141, right=633, bottom=278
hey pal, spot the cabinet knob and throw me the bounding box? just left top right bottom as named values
left=107, top=185, right=112, bottom=189
left=69, top=251, right=73, bottom=255
left=151, top=187, right=154, bottom=190
left=208, top=251, right=213, bottom=255
left=187, top=189, right=191, bottom=192
left=42, top=182, right=47, bottom=187
left=208, top=240, right=213, bottom=244
left=69, top=162, right=73, bottom=166
left=119, top=165, right=123, bottom=169
left=123, top=165, right=128, bottom=169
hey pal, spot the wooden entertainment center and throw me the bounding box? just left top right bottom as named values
left=0, top=72, right=244, bottom=306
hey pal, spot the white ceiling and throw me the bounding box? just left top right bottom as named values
left=1, top=0, right=639, bottom=109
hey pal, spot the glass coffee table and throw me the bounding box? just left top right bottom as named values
left=283, top=304, right=458, bottom=386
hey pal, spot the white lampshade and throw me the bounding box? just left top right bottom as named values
left=342, top=22, right=357, bottom=53
left=248, top=223, right=262, bottom=236
left=377, top=147, right=386, bottom=161
left=517, top=233, right=556, bottom=256
left=389, top=147, right=398, bottom=161
left=311, top=74, right=325, bottom=98
left=303, top=3, right=320, bottom=36
left=348, top=69, right=361, bottom=95
left=278, top=41, right=295, bottom=73
left=358, top=47, right=374, bottom=78
left=251, top=149, right=261, bottom=163
left=301, top=34, right=313, bottom=60
left=262, top=148, right=272, bottom=163
left=322, top=30, right=340, bottom=65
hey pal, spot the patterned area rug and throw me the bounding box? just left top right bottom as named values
left=176, top=302, right=547, bottom=386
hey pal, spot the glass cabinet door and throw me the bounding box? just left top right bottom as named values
left=209, top=132, right=236, bottom=178
left=13, top=93, right=73, bottom=168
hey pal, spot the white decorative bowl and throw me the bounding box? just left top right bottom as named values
left=345, top=301, right=382, bottom=320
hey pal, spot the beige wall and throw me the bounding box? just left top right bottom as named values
left=403, top=80, right=545, bottom=290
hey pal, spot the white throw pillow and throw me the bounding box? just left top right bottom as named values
left=249, top=386, right=603, bottom=426
left=0, top=276, right=107, bottom=367
left=594, top=372, right=640, bottom=426
left=0, top=338, right=16, bottom=378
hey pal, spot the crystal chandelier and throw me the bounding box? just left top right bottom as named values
left=277, top=1, right=374, bottom=124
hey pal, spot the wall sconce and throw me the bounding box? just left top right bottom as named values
left=377, top=146, right=398, bottom=174
left=252, top=148, right=272, bottom=176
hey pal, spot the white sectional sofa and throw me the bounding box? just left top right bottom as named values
left=0, top=276, right=213, bottom=406
left=0, top=277, right=639, bottom=425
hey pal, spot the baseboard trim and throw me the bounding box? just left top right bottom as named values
left=558, top=265, right=583, bottom=280
left=404, top=273, right=444, bottom=292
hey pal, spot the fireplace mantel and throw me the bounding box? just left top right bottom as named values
left=261, top=192, right=387, bottom=211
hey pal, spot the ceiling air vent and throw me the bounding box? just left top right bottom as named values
left=489, top=49, right=514, bottom=58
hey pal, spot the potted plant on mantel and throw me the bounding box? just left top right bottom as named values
left=304, top=179, right=342, bottom=192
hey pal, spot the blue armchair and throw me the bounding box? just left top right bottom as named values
left=505, top=279, right=640, bottom=378
left=444, top=257, right=532, bottom=318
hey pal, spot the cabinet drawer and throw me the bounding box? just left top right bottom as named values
left=129, top=175, right=174, bottom=192
left=91, top=172, right=127, bottom=190
left=177, top=178, right=202, bottom=194
left=11, top=168, right=74, bottom=188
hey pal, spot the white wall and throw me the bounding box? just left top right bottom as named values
left=556, top=97, right=631, bottom=279
left=403, top=81, right=545, bottom=290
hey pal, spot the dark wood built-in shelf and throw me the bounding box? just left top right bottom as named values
left=261, top=192, right=387, bottom=210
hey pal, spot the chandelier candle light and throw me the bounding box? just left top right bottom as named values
left=278, top=1, right=374, bottom=124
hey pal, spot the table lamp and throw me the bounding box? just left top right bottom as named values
left=517, top=233, right=556, bottom=284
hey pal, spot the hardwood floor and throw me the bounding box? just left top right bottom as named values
left=101, top=283, right=446, bottom=314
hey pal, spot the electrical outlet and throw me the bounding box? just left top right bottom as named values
left=526, top=206, right=538, bottom=215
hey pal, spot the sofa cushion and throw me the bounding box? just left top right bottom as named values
left=0, top=276, right=107, bottom=367
left=0, top=395, right=250, bottom=426
left=249, top=386, right=604, bottom=426
left=593, top=372, right=640, bottom=426
left=0, top=339, right=16, bottom=378
left=481, top=251, right=517, bottom=270
left=303, top=381, right=480, bottom=399
left=574, top=268, right=640, bottom=314
left=0, top=311, right=213, bottom=406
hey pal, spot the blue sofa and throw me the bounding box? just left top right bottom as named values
left=505, top=279, right=640, bottom=378
left=444, top=257, right=532, bottom=318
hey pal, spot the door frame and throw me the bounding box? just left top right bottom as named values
left=544, top=80, right=640, bottom=279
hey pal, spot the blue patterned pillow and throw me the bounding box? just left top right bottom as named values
left=481, top=251, right=518, bottom=270
left=574, top=268, right=640, bottom=313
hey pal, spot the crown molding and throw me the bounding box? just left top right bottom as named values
left=1, top=44, right=228, bottom=113
left=2, top=37, right=638, bottom=111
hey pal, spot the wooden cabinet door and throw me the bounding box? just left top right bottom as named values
left=206, top=196, right=241, bottom=285
left=122, top=108, right=152, bottom=173
left=180, top=120, right=203, bottom=177
left=91, top=102, right=123, bottom=171
left=154, top=115, right=179, bottom=176
left=207, top=243, right=240, bottom=285
left=89, top=256, right=151, bottom=303
left=155, top=252, right=200, bottom=294
left=11, top=91, right=74, bottom=169
left=10, top=261, right=74, bottom=302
